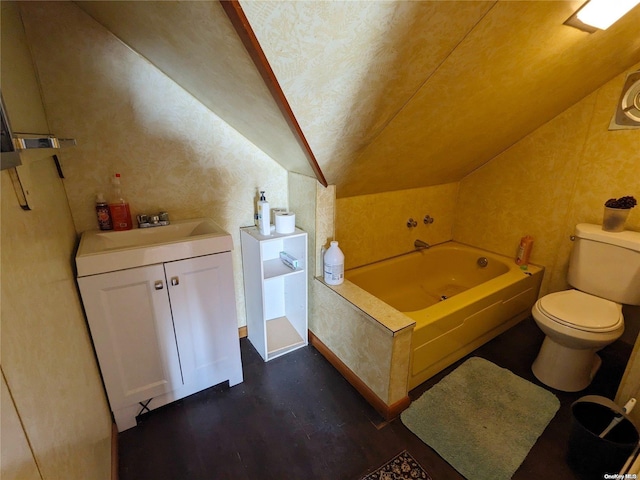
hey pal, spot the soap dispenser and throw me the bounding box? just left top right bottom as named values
left=257, top=191, right=270, bottom=236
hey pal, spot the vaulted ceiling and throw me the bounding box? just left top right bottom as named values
left=77, top=1, right=640, bottom=197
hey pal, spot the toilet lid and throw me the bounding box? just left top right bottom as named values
left=539, top=290, right=622, bottom=332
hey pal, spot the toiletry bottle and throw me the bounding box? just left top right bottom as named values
left=516, top=235, right=533, bottom=266
left=109, top=173, right=133, bottom=231
left=95, top=193, right=113, bottom=230
left=324, top=241, right=345, bottom=285
left=258, top=191, right=270, bottom=236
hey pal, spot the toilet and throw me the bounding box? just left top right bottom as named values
left=532, top=223, right=640, bottom=392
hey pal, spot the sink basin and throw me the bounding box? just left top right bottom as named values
left=76, top=218, right=233, bottom=276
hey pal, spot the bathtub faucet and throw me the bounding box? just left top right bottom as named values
left=414, top=239, right=430, bottom=250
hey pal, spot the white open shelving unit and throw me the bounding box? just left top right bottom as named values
left=240, top=226, right=308, bottom=361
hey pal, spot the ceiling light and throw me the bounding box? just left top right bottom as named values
left=564, top=0, right=640, bottom=33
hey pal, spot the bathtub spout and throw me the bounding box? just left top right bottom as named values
left=414, top=239, right=430, bottom=250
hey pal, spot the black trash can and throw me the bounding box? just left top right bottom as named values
left=568, top=395, right=639, bottom=479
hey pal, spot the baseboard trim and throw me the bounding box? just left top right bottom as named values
left=239, top=326, right=247, bottom=338
left=308, top=331, right=410, bottom=420
left=111, top=422, right=118, bottom=480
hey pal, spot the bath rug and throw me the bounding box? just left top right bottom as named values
left=401, top=357, right=559, bottom=480
left=361, top=450, right=431, bottom=480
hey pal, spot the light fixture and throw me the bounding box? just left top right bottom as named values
left=564, top=0, right=640, bottom=33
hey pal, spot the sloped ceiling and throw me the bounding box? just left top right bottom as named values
left=77, top=1, right=640, bottom=198
left=75, top=0, right=317, bottom=179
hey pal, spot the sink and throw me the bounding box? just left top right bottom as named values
left=76, top=218, right=233, bottom=276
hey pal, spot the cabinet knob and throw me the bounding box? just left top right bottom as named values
left=154, top=280, right=164, bottom=290
left=171, top=277, right=179, bottom=286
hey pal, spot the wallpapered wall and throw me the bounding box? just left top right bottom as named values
left=2, top=3, right=112, bottom=479
left=455, top=65, right=640, bottom=297
left=333, top=66, right=640, bottom=295
left=336, top=183, right=459, bottom=270
left=19, top=1, right=290, bottom=327
left=2, top=153, right=112, bottom=479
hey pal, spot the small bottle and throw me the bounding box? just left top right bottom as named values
left=257, top=191, right=270, bottom=236
left=324, top=241, right=345, bottom=285
left=109, top=173, right=132, bottom=231
left=516, top=235, right=533, bottom=266
left=95, top=193, right=113, bottom=230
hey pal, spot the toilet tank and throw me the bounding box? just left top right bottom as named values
left=568, top=223, right=640, bottom=305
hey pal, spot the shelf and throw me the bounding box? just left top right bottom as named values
left=240, top=227, right=307, bottom=362
left=263, top=258, right=304, bottom=280
left=242, top=225, right=305, bottom=241
left=266, top=316, right=305, bottom=359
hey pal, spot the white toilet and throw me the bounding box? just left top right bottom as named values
left=532, top=223, right=640, bottom=392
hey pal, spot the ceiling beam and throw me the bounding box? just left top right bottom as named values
left=220, top=0, right=328, bottom=187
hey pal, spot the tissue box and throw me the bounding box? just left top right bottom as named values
left=279, top=251, right=299, bottom=270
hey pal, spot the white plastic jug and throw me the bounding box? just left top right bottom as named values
left=323, top=241, right=344, bottom=285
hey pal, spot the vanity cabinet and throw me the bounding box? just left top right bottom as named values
left=240, top=227, right=308, bottom=361
left=77, top=252, right=243, bottom=431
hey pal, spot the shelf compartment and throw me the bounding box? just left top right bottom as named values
left=266, top=316, right=305, bottom=359
left=263, top=258, right=304, bottom=280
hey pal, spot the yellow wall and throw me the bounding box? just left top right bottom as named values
left=2, top=3, right=112, bottom=478
left=455, top=65, right=640, bottom=297
left=335, top=66, right=639, bottom=281
left=1, top=154, right=112, bottom=479
left=336, top=183, right=459, bottom=269
left=18, top=2, right=289, bottom=328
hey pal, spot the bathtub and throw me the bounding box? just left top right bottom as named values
left=346, top=242, right=543, bottom=390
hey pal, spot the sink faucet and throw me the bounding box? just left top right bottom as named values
left=414, top=239, right=430, bottom=250
left=138, top=212, right=170, bottom=228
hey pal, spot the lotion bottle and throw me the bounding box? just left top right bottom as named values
left=324, top=241, right=345, bottom=285
left=109, top=173, right=133, bottom=231
left=258, top=191, right=270, bottom=236
left=516, top=235, right=533, bottom=266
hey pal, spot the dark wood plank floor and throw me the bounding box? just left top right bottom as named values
left=118, top=317, right=633, bottom=480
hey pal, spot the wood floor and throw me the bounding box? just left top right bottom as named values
left=118, top=317, right=633, bottom=480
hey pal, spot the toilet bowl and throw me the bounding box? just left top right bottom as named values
left=532, top=289, right=623, bottom=392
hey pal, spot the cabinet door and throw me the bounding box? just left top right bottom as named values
left=77, top=265, right=182, bottom=410
left=165, top=252, right=242, bottom=390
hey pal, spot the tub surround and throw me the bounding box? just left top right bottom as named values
left=301, top=177, right=416, bottom=417
left=320, top=279, right=416, bottom=334
left=311, top=244, right=542, bottom=414
left=309, top=330, right=412, bottom=420
left=336, top=183, right=459, bottom=270
left=344, top=242, right=544, bottom=392
left=310, top=279, right=414, bottom=419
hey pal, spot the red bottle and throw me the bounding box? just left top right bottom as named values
left=109, top=173, right=132, bottom=231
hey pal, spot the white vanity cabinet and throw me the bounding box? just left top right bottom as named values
left=77, top=251, right=243, bottom=432
left=240, top=227, right=308, bottom=361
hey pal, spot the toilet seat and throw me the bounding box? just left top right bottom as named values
left=538, top=290, right=622, bottom=333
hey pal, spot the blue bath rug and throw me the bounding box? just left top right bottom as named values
left=361, top=450, right=431, bottom=480
left=401, top=357, right=559, bottom=480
